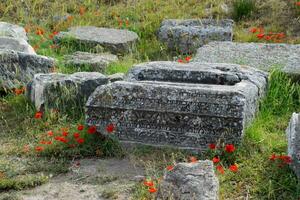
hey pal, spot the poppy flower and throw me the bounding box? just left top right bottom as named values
left=106, top=124, right=115, bottom=133
left=225, top=144, right=235, bottom=153
left=212, top=156, right=220, bottom=163
left=264, top=35, right=271, bottom=41
left=76, top=138, right=85, bottom=144
left=34, top=111, right=43, bottom=119
left=47, top=131, right=54, bottom=136
left=296, top=2, right=300, bottom=6
left=256, top=33, right=265, bottom=39
left=62, top=131, right=68, bottom=137
left=14, top=87, right=25, bottom=95
left=249, top=27, right=257, bottom=33
left=177, top=59, right=183, bottom=63
left=77, top=124, right=84, bottom=131
left=40, top=140, right=52, bottom=145
left=148, top=187, right=157, bottom=193
left=185, top=56, right=192, bottom=62
left=55, top=136, right=68, bottom=143
left=279, top=155, right=292, bottom=164
left=79, top=6, right=86, bottom=15
left=125, top=19, right=129, bottom=27
left=209, top=143, right=216, bottom=150
left=229, top=164, right=238, bottom=172
left=269, top=154, right=277, bottom=161
left=35, top=146, right=44, bottom=152
left=73, top=132, right=80, bottom=139
left=143, top=180, right=154, bottom=187
left=53, top=31, right=59, bottom=35
left=88, top=126, right=97, bottom=134
left=276, top=32, right=285, bottom=39
left=166, top=165, right=174, bottom=171
left=216, top=165, right=224, bottom=174
left=189, top=156, right=198, bottom=163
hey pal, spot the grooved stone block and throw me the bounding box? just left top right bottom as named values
left=86, top=62, right=267, bottom=151
left=158, top=19, right=234, bottom=54
left=286, top=113, right=300, bottom=179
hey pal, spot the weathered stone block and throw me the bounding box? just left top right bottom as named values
left=193, top=42, right=300, bottom=76
left=64, top=51, right=118, bottom=72
left=86, top=62, right=267, bottom=151
left=286, top=113, right=300, bottom=179
left=156, top=160, right=218, bottom=200
left=27, top=72, right=108, bottom=111
left=0, top=37, right=35, bottom=54
left=54, top=26, right=139, bottom=55
left=0, top=22, right=28, bottom=41
left=158, top=19, right=234, bottom=54
left=0, top=50, right=55, bottom=90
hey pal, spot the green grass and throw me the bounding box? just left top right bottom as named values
left=0, top=0, right=300, bottom=199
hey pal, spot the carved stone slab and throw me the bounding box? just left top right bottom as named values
left=286, top=113, right=300, bottom=179
left=86, top=62, right=267, bottom=151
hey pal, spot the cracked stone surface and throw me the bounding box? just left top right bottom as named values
left=64, top=51, right=118, bottom=72
left=0, top=37, right=35, bottom=54
left=193, top=41, right=300, bottom=76
left=156, top=160, right=218, bottom=200
left=286, top=113, right=300, bottom=179
left=158, top=19, right=233, bottom=54
left=0, top=21, right=28, bottom=41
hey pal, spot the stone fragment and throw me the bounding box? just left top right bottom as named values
left=0, top=50, right=55, bottom=90
left=193, top=42, right=300, bottom=76
left=55, top=26, right=139, bottom=55
left=156, top=160, right=218, bottom=200
left=0, top=22, right=28, bottom=41
left=158, top=19, right=233, bottom=54
left=0, top=37, right=35, bottom=54
left=108, top=73, right=125, bottom=82
left=286, top=113, right=300, bottom=179
left=64, top=51, right=118, bottom=72
left=27, top=72, right=108, bottom=111
left=86, top=61, right=267, bottom=151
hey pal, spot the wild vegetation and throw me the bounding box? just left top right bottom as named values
left=0, top=0, right=300, bottom=199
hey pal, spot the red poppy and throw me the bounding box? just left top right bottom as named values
left=76, top=138, right=85, bottom=144
left=189, top=156, right=198, bottom=163
left=256, top=33, right=265, bottom=39
left=14, top=87, right=25, bottom=95
left=88, top=126, right=97, bottom=134
left=35, top=28, right=44, bottom=36
left=53, top=31, right=59, bottom=35
left=35, top=146, right=44, bottom=152
left=79, top=6, right=86, bottom=15
left=34, top=111, right=43, bottom=119
left=148, top=187, right=157, bottom=193
left=229, top=164, right=238, bottom=172
left=143, top=180, right=154, bottom=187
left=48, top=33, right=54, bottom=39
left=73, top=132, right=80, bottom=139
left=216, top=165, right=224, bottom=174
left=185, top=56, right=192, bottom=62
left=47, top=131, right=54, bottom=136
left=62, top=131, right=68, bottom=137
left=55, top=136, right=68, bottom=143
left=279, top=155, right=292, bottom=164
left=212, top=156, right=220, bottom=163
left=264, top=35, right=271, bottom=41
left=296, top=2, right=300, bottom=6
left=125, top=19, right=129, bottom=27
left=106, top=124, right=115, bottom=133
left=177, top=59, right=183, bottom=63
left=276, top=32, right=285, bottom=39
left=209, top=143, right=216, bottom=150
left=225, top=144, right=235, bottom=153
left=249, top=27, right=257, bottom=33
left=77, top=124, right=84, bottom=131
left=166, top=165, right=174, bottom=171
left=269, top=154, right=277, bottom=161
left=40, top=140, right=52, bottom=145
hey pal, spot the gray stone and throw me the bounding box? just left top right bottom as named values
left=108, top=73, right=125, bottom=82
left=157, top=19, right=233, bottom=54
left=194, top=42, right=300, bottom=76
left=0, top=37, right=35, bottom=54
left=27, top=72, right=108, bottom=111
left=54, top=26, right=139, bottom=55
left=156, top=160, right=218, bottom=200
left=0, top=22, right=28, bottom=41
left=64, top=51, right=118, bottom=72
left=0, top=50, right=55, bottom=90
left=286, top=113, right=300, bottom=179
left=86, top=61, right=267, bottom=151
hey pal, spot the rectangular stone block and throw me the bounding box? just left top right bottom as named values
left=286, top=113, right=300, bottom=179
left=86, top=62, right=267, bottom=151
